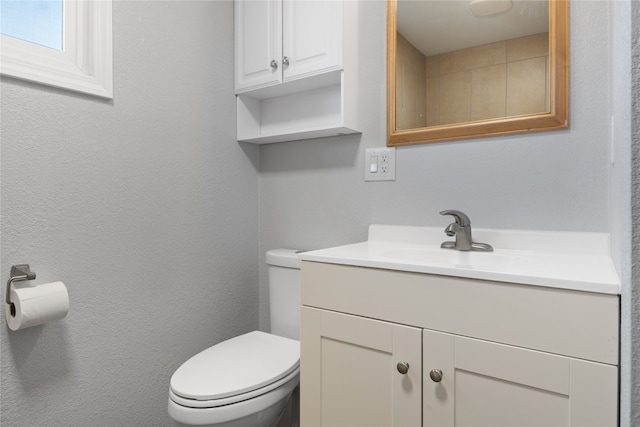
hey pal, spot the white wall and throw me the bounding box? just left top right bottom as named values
left=0, top=1, right=259, bottom=426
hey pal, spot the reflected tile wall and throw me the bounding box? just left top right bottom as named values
left=396, top=32, right=550, bottom=128
left=427, top=33, right=549, bottom=125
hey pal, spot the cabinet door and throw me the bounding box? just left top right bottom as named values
left=423, top=330, right=618, bottom=427
left=234, top=0, right=282, bottom=92
left=301, top=307, right=421, bottom=427
left=282, top=0, right=342, bottom=81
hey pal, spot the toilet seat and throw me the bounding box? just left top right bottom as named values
left=169, top=331, right=299, bottom=409
left=169, top=367, right=299, bottom=408
left=168, top=370, right=299, bottom=426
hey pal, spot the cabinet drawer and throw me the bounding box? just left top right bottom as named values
left=301, top=262, right=619, bottom=365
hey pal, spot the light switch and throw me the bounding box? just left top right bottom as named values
left=370, top=156, right=378, bottom=173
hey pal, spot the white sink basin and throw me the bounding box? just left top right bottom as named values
left=300, top=225, right=621, bottom=295
left=381, top=247, right=517, bottom=271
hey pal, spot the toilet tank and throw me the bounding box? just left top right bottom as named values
left=266, top=249, right=302, bottom=341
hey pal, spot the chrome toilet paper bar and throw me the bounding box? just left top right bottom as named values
left=5, top=264, right=36, bottom=316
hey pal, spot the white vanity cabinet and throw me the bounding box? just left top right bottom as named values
left=300, top=262, right=619, bottom=427
left=234, top=0, right=360, bottom=144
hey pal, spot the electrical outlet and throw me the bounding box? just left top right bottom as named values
left=380, top=152, right=390, bottom=173
left=365, top=147, right=396, bottom=182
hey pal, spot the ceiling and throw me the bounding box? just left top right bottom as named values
left=396, top=0, right=549, bottom=56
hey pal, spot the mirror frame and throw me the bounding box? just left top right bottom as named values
left=387, top=0, right=568, bottom=146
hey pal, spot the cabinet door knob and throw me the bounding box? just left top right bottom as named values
left=282, top=56, right=290, bottom=67
left=396, top=362, right=410, bottom=374
left=429, top=369, right=443, bottom=382
left=270, top=60, right=278, bottom=70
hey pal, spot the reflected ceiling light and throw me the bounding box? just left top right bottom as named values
left=469, top=0, right=513, bottom=17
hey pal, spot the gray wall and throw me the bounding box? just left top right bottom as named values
left=628, top=1, right=640, bottom=425
left=1, top=1, right=259, bottom=426
left=260, top=0, right=612, bottom=313
left=610, top=1, right=637, bottom=425
left=259, top=0, right=639, bottom=424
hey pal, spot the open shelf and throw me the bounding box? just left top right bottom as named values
left=237, top=71, right=360, bottom=144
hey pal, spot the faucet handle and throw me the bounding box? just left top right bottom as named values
left=440, top=210, right=471, bottom=226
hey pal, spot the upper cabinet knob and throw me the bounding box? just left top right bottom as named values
left=396, top=362, right=410, bottom=375
left=429, top=369, right=443, bottom=382
left=282, top=56, right=290, bottom=67
left=270, top=60, right=278, bottom=70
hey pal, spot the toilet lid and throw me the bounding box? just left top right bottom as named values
left=170, top=331, right=300, bottom=401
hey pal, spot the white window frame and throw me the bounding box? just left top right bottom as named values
left=1, top=0, right=112, bottom=99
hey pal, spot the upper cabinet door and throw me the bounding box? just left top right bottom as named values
left=235, top=0, right=282, bottom=92
left=282, top=0, right=342, bottom=81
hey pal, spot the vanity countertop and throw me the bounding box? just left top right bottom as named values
left=300, top=225, right=621, bottom=295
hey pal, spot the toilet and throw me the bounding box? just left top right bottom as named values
left=168, top=249, right=302, bottom=427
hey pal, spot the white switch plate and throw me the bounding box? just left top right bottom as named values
left=365, top=147, right=396, bottom=182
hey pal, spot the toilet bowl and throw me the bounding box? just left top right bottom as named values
left=168, top=249, right=302, bottom=427
left=168, top=331, right=299, bottom=426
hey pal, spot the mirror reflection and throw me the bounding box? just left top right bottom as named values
left=395, top=0, right=550, bottom=131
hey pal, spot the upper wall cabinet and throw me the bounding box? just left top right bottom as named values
left=235, top=0, right=342, bottom=92
left=234, top=0, right=360, bottom=144
left=234, top=0, right=282, bottom=92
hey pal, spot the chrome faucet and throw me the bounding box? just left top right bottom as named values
left=440, top=210, right=493, bottom=252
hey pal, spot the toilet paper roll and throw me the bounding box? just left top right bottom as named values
left=5, top=281, right=69, bottom=331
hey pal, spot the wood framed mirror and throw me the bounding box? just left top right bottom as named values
left=387, top=0, right=568, bottom=146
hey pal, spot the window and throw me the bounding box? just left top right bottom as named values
left=1, top=1, right=64, bottom=50
left=0, top=0, right=112, bottom=99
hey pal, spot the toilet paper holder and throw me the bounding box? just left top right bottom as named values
left=6, top=264, right=36, bottom=316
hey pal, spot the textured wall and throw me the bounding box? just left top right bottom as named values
left=1, top=1, right=259, bottom=426
left=610, top=1, right=635, bottom=425
left=629, top=1, right=640, bottom=424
